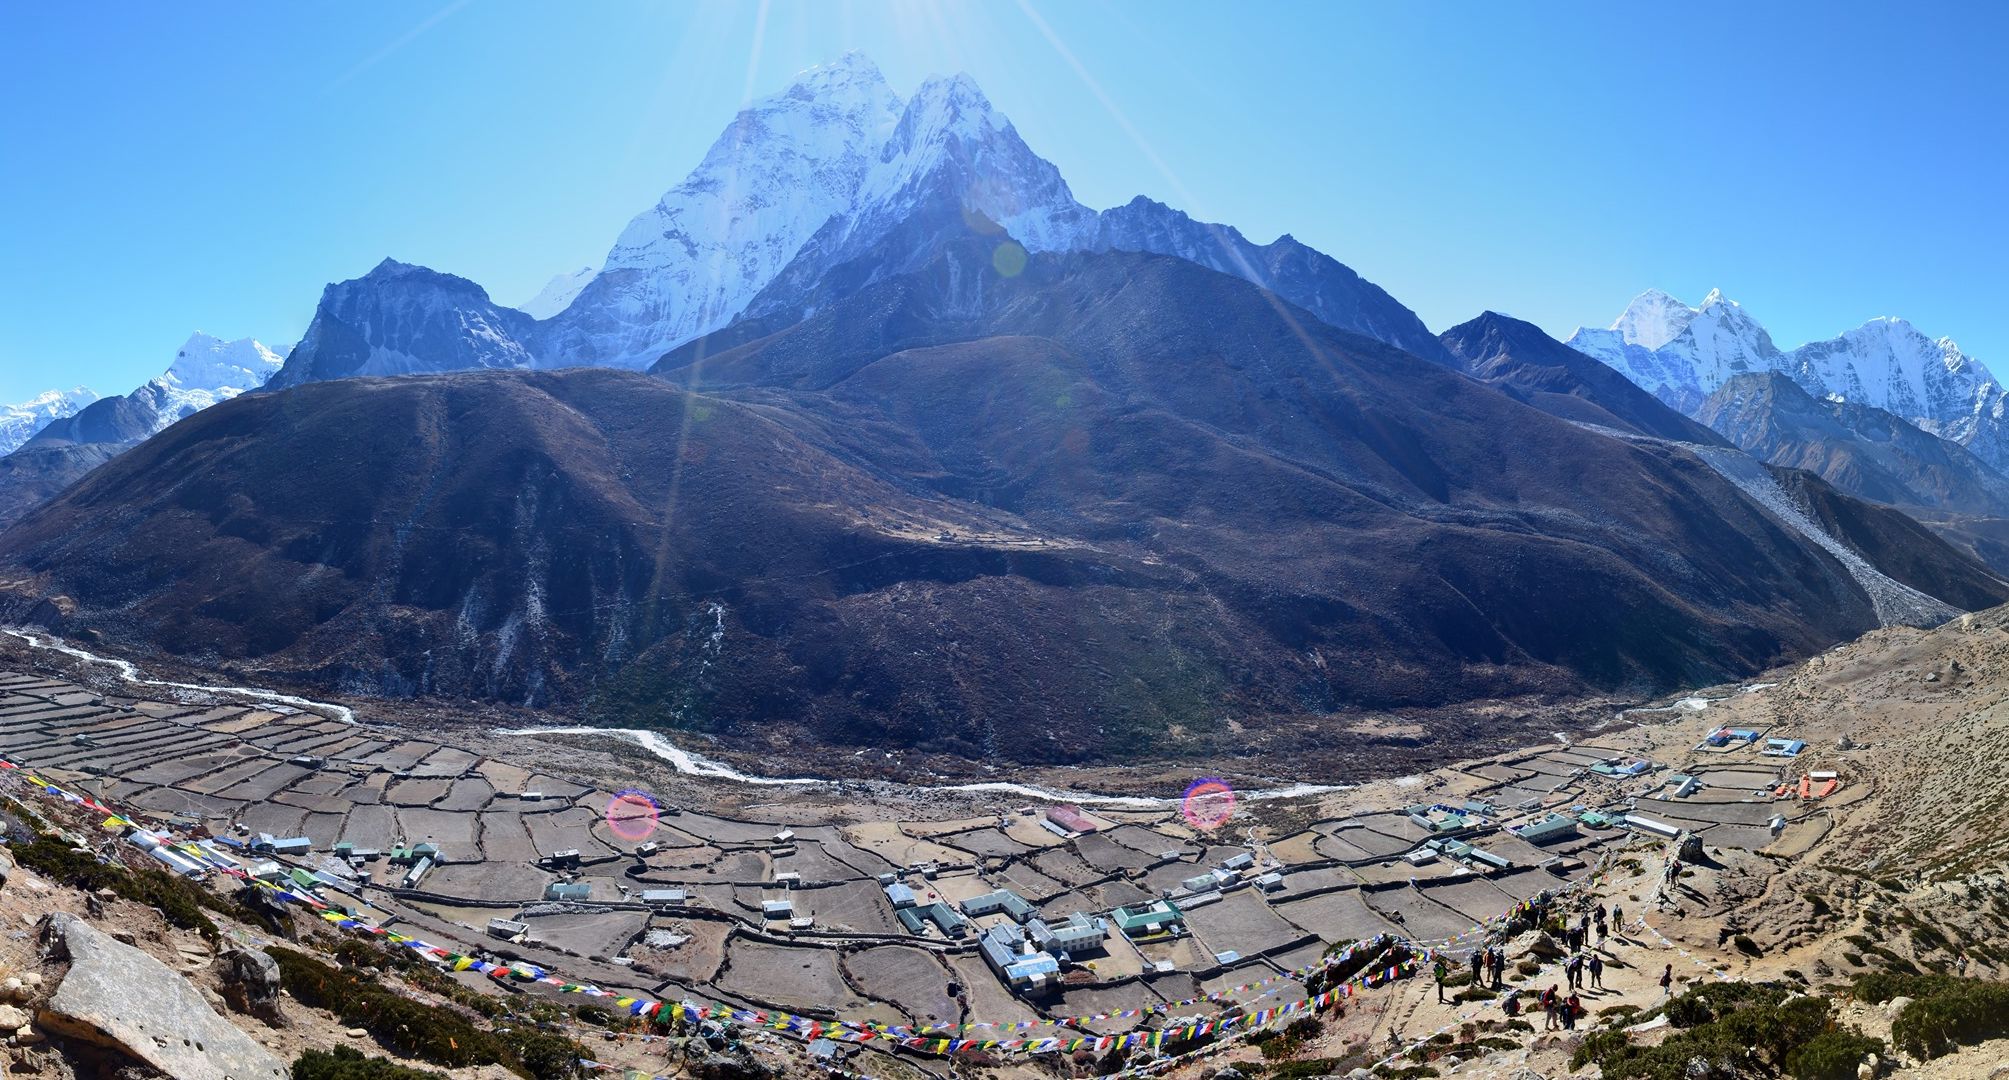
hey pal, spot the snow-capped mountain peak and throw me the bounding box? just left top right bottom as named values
left=287, top=53, right=1451, bottom=380
left=1573, top=290, right=2009, bottom=471
left=846, top=70, right=1088, bottom=256
left=515, top=267, right=597, bottom=320
left=530, top=54, right=905, bottom=369
left=1611, top=288, right=1700, bottom=350
left=162, top=332, right=284, bottom=393
left=0, top=386, right=99, bottom=456
left=139, top=332, right=285, bottom=430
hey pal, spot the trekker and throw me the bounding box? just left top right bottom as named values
left=1589, top=953, right=1604, bottom=989
left=1540, top=984, right=1559, bottom=1031
left=1434, top=958, right=1449, bottom=1003
left=1566, top=953, right=1582, bottom=989
left=1491, top=947, right=1506, bottom=988
left=1470, top=949, right=1483, bottom=985
left=1596, top=919, right=1608, bottom=949
left=1658, top=964, right=1674, bottom=999
left=1564, top=991, right=1582, bottom=1030
left=1611, top=902, right=1623, bottom=929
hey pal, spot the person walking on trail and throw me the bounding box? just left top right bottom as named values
left=1470, top=949, right=1483, bottom=986
left=1596, top=918, right=1609, bottom=950
left=1564, top=991, right=1583, bottom=1031
left=1491, top=947, right=1506, bottom=988
left=1611, top=902, right=1623, bottom=930
left=1434, top=958, right=1449, bottom=1003
left=1540, top=984, right=1559, bottom=1031
left=1589, top=953, right=1605, bottom=989
left=1658, top=964, right=1674, bottom=1000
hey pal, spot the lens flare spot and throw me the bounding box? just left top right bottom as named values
left=605, top=789, right=661, bottom=843
left=992, top=240, right=1027, bottom=277
left=1180, top=778, right=1236, bottom=832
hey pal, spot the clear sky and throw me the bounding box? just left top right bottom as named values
left=3, top=1, right=2005, bottom=403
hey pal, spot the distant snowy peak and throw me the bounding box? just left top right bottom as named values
left=1610, top=288, right=1700, bottom=351
left=1571, top=290, right=2009, bottom=470
left=161, top=332, right=283, bottom=392
left=17, top=332, right=281, bottom=452
left=515, top=267, right=597, bottom=320
left=0, top=386, right=99, bottom=456
left=138, top=332, right=285, bottom=430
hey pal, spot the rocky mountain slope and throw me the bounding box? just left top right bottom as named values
left=1698, top=371, right=2009, bottom=517
left=1438, top=311, right=1727, bottom=444
left=1570, top=290, right=2009, bottom=472
left=0, top=333, right=281, bottom=529
left=9, top=242, right=2002, bottom=766
left=263, top=260, right=535, bottom=389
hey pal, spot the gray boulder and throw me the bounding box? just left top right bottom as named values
left=38, top=913, right=286, bottom=1080
left=217, top=949, right=286, bottom=1026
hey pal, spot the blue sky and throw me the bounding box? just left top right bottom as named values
left=3, top=1, right=2005, bottom=403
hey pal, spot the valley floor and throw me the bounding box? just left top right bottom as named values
left=0, top=615, right=2005, bottom=1079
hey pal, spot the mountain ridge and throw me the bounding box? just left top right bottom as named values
left=1570, top=289, right=2009, bottom=471
left=271, top=53, right=1452, bottom=388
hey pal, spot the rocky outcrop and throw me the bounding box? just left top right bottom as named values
left=37, top=913, right=286, bottom=1080
left=217, top=948, right=286, bottom=1026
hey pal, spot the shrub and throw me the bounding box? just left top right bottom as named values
left=1851, top=971, right=1965, bottom=1004
left=265, top=947, right=583, bottom=1077
left=1281, top=1016, right=1322, bottom=1041
left=291, top=1047, right=448, bottom=1080
left=1733, top=934, right=1762, bottom=957
left=1784, top=1030, right=1884, bottom=1080
left=1570, top=1030, right=1630, bottom=1071
left=1663, top=981, right=1788, bottom=1028
left=1575, top=986, right=1843, bottom=1080
left=1889, top=979, right=2009, bottom=1059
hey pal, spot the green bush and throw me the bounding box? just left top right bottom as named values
left=1851, top=971, right=1964, bottom=1004
left=1281, top=1016, right=1322, bottom=1041
left=266, top=947, right=582, bottom=1078
left=1732, top=934, right=1762, bottom=957
left=1570, top=1030, right=1630, bottom=1071
left=1663, top=981, right=1788, bottom=1028
left=1784, top=1030, right=1884, bottom=1080
left=1572, top=985, right=1846, bottom=1080
left=291, top=1046, right=447, bottom=1080
left=1889, top=979, right=2009, bottom=1060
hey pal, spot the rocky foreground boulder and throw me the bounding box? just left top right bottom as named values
left=37, top=913, right=286, bottom=1080
left=217, top=948, right=287, bottom=1026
